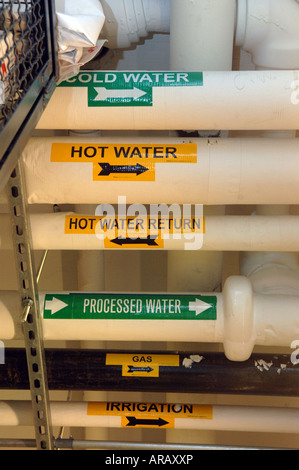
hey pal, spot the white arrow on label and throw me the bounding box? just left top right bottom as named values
left=188, top=298, right=213, bottom=316
left=94, top=87, right=147, bottom=101
left=45, top=297, right=69, bottom=315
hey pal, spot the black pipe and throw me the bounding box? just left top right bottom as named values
left=1, top=348, right=298, bottom=396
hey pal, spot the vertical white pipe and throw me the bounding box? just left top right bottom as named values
left=167, top=0, right=237, bottom=296
left=168, top=0, right=236, bottom=294
left=240, top=131, right=299, bottom=296
left=170, top=0, right=236, bottom=71
left=167, top=206, right=225, bottom=292
left=168, top=0, right=236, bottom=445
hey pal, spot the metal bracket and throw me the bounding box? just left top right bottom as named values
left=6, top=161, right=53, bottom=450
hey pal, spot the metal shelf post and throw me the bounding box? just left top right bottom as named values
left=6, top=161, right=53, bottom=450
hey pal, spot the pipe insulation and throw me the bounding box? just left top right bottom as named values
left=1, top=400, right=299, bottom=434
left=2, top=276, right=299, bottom=361
left=2, top=212, right=299, bottom=252
left=36, top=70, right=299, bottom=131
left=2, top=348, right=299, bottom=396
left=21, top=136, right=299, bottom=205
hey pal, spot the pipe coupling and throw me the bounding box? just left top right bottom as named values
left=223, top=276, right=255, bottom=361
left=236, top=0, right=299, bottom=69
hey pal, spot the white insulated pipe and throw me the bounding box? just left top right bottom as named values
left=21, top=136, right=299, bottom=205
left=1, top=400, right=299, bottom=434
left=170, top=0, right=236, bottom=71
left=2, top=212, right=299, bottom=252
left=1, top=276, right=299, bottom=361
left=36, top=70, right=299, bottom=131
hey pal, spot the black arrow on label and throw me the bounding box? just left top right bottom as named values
left=127, top=365, right=154, bottom=373
left=126, top=416, right=169, bottom=427
left=98, top=162, right=149, bottom=176
left=111, top=236, right=158, bottom=246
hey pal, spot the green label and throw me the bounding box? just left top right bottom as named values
left=43, top=293, right=217, bottom=320
left=59, top=71, right=203, bottom=107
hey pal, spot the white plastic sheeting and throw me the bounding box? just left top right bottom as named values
left=55, top=0, right=106, bottom=82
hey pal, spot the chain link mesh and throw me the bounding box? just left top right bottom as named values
left=0, top=1, right=48, bottom=127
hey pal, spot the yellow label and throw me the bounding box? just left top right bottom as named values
left=51, top=143, right=197, bottom=182
left=65, top=215, right=100, bottom=235
left=65, top=215, right=204, bottom=235
left=87, top=402, right=213, bottom=428
left=64, top=215, right=204, bottom=250
left=106, top=353, right=180, bottom=377
left=106, top=353, right=180, bottom=366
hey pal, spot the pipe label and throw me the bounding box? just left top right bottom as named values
left=64, top=215, right=204, bottom=249
left=43, top=293, right=217, bottom=321
left=59, top=71, right=203, bottom=107
left=105, top=353, right=180, bottom=378
left=50, top=142, right=197, bottom=182
left=87, top=402, right=213, bottom=428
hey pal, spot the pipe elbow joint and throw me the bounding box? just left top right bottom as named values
left=223, top=276, right=255, bottom=361
left=236, top=0, right=299, bottom=69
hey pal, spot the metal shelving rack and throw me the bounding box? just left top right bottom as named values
left=0, top=0, right=58, bottom=449
left=0, top=0, right=58, bottom=193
